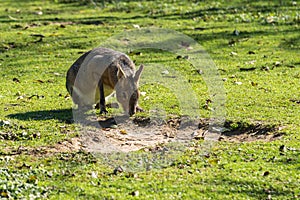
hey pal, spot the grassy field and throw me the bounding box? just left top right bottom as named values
left=0, top=0, right=299, bottom=199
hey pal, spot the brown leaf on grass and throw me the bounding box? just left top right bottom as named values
left=17, top=163, right=31, bottom=169
left=8, top=15, right=20, bottom=21
left=113, top=166, right=123, bottom=175
left=263, top=171, right=270, bottom=176
left=34, top=79, right=53, bottom=84
left=17, top=95, right=25, bottom=100
left=64, top=94, right=70, bottom=100
left=192, top=129, right=206, bottom=140
left=274, top=61, right=281, bottom=67
left=245, top=60, right=256, bottom=65
left=161, top=126, right=176, bottom=138
left=230, top=51, right=238, bottom=56
left=240, top=67, right=256, bottom=71
left=233, top=29, right=239, bottom=36
left=176, top=55, right=189, bottom=59
left=133, top=24, right=140, bottom=29
left=234, top=81, right=242, bottom=85
left=28, top=94, right=44, bottom=99
left=261, top=66, right=270, bottom=71
left=129, top=191, right=139, bottom=197
left=194, top=27, right=206, bottom=31
left=203, top=99, right=212, bottom=110
left=32, top=132, right=41, bottom=139
left=290, top=99, right=300, bottom=104
left=251, top=81, right=258, bottom=86
left=35, top=80, right=44, bottom=83
left=129, top=51, right=142, bottom=56
left=135, top=51, right=142, bottom=55
left=13, top=77, right=20, bottom=83
left=119, top=129, right=127, bottom=134
left=30, top=34, right=45, bottom=38
left=279, top=145, right=285, bottom=152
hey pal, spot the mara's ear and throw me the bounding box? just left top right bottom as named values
left=117, top=65, right=126, bottom=79
left=134, top=65, right=144, bottom=83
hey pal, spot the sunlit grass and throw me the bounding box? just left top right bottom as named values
left=0, top=0, right=299, bottom=199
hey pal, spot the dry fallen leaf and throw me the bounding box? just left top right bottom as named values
left=113, top=166, right=123, bottom=175
left=233, top=29, right=239, bottom=36
left=251, top=81, right=258, bottom=86
left=263, top=171, right=270, bottom=176
left=35, top=80, right=44, bottom=83
left=290, top=99, right=300, bottom=104
left=192, top=130, right=206, bottom=140
left=8, top=15, right=19, bottom=21
left=13, top=77, right=20, bottom=83
left=274, top=61, right=281, bottom=67
left=91, top=171, right=98, bottom=179
left=129, top=191, right=139, bottom=197
left=35, top=11, right=43, bottom=15
left=240, top=67, right=256, bottom=71
left=230, top=51, right=238, bottom=56
left=133, top=24, right=140, bottom=29
left=279, top=145, right=285, bottom=152
left=161, top=70, right=169, bottom=75
left=245, top=60, right=256, bottom=65
left=30, top=34, right=45, bottom=38
left=261, top=66, right=270, bottom=71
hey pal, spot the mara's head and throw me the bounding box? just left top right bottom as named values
left=115, top=64, right=144, bottom=116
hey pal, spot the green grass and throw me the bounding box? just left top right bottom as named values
left=0, top=0, right=299, bottom=199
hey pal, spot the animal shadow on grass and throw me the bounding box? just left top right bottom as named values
left=7, top=109, right=74, bottom=124
left=6, top=108, right=120, bottom=128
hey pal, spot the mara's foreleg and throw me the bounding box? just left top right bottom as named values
left=98, top=79, right=108, bottom=114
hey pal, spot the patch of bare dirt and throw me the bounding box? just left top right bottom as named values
left=44, top=137, right=82, bottom=153
left=2, top=118, right=285, bottom=156
left=81, top=116, right=201, bottom=153
left=2, top=138, right=82, bottom=157
left=79, top=117, right=284, bottom=153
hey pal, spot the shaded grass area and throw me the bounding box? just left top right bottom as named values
left=0, top=0, right=299, bottom=199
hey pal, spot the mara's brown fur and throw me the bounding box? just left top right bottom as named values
left=66, top=47, right=143, bottom=116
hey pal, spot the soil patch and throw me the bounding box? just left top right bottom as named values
left=2, top=118, right=284, bottom=156
left=79, top=117, right=284, bottom=153
left=81, top=116, right=202, bottom=153
left=2, top=137, right=82, bottom=156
